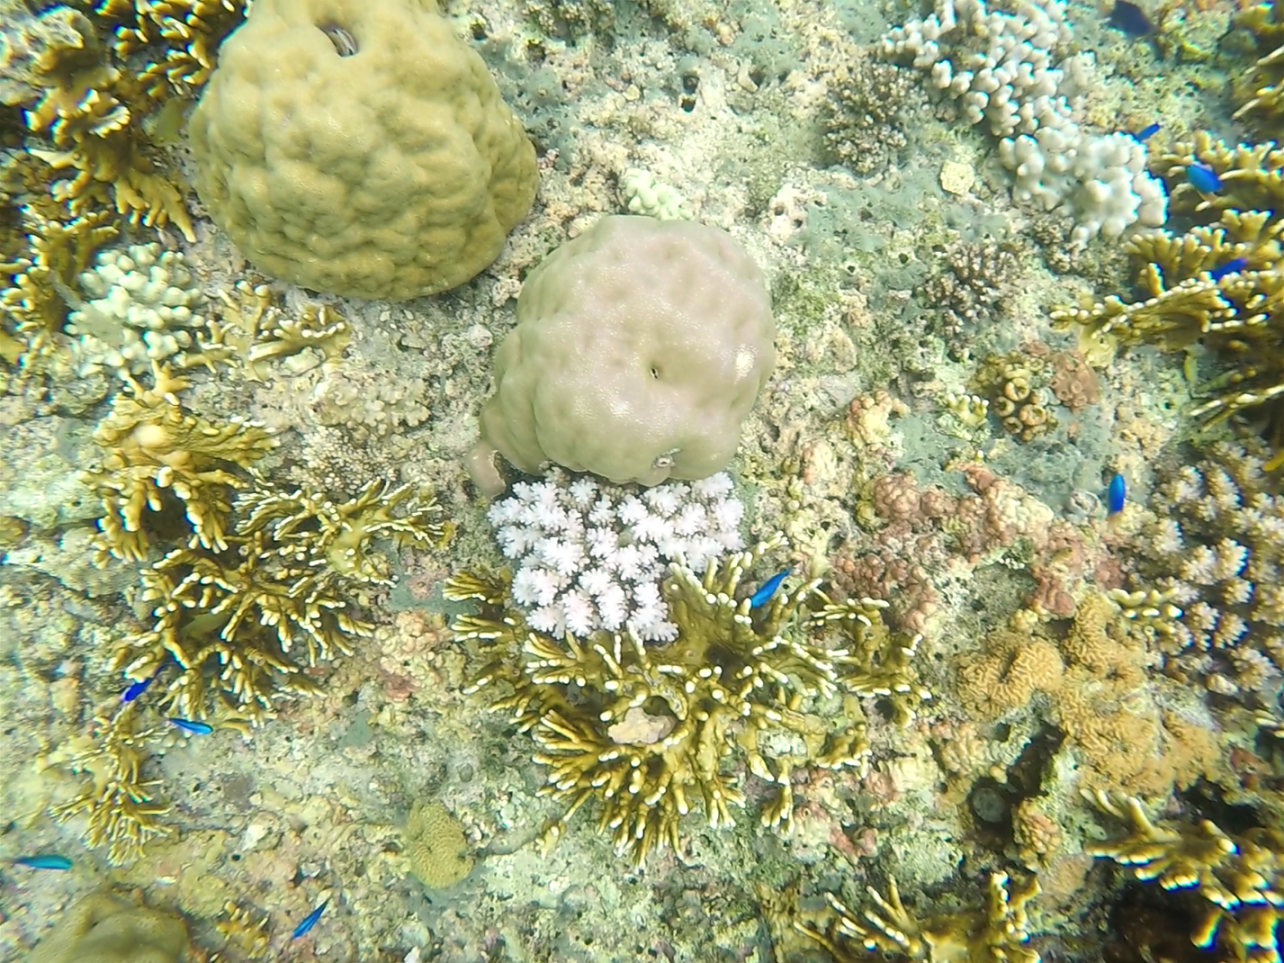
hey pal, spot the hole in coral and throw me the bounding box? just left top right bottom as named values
left=319, top=23, right=358, bottom=56
left=649, top=365, right=661, bottom=379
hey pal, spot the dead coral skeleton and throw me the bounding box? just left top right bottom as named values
left=446, top=534, right=929, bottom=863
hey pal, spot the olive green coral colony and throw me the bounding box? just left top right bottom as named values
left=6, top=0, right=1284, bottom=960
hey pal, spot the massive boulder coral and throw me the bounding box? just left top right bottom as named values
left=474, top=215, right=776, bottom=491
left=188, top=0, right=538, bottom=300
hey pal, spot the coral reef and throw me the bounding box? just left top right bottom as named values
left=1232, top=0, right=1284, bottom=139
left=21, top=6, right=195, bottom=238
left=65, top=241, right=208, bottom=377
left=797, top=873, right=1040, bottom=963
left=84, top=363, right=273, bottom=562
left=922, top=239, right=1020, bottom=335
left=971, top=349, right=1059, bottom=443
left=821, top=58, right=914, bottom=175
left=958, top=596, right=1224, bottom=799
left=96, top=0, right=250, bottom=101
left=1, top=206, right=118, bottom=356
left=486, top=470, right=745, bottom=640
left=882, top=0, right=1166, bottom=246
left=1088, top=792, right=1284, bottom=963
left=404, top=800, right=474, bottom=890
left=24, top=890, right=187, bottom=963
left=187, top=0, right=537, bottom=300
left=447, top=534, right=929, bottom=863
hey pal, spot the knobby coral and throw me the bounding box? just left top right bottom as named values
left=446, top=534, right=929, bottom=863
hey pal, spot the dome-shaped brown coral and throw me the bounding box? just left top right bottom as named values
left=188, top=0, right=537, bottom=300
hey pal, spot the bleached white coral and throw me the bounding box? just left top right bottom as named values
left=66, top=243, right=208, bottom=377
left=488, top=470, right=745, bottom=641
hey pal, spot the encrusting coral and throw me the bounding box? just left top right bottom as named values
left=23, top=889, right=188, bottom=963
left=446, top=534, right=929, bottom=863
left=84, top=362, right=274, bottom=563
left=796, top=873, right=1041, bottom=963
left=1052, top=133, right=1284, bottom=459
left=1087, top=791, right=1284, bottom=963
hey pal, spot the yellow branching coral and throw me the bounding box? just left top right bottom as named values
left=797, top=874, right=1041, bottom=963
left=1087, top=791, right=1284, bottom=963
left=1053, top=134, right=1284, bottom=457
left=49, top=703, right=171, bottom=865
left=96, top=0, right=250, bottom=100
left=194, top=281, right=352, bottom=378
left=22, top=8, right=194, bottom=239
left=114, top=479, right=448, bottom=720
left=85, top=363, right=274, bottom=562
left=446, top=535, right=929, bottom=863
left=0, top=205, right=118, bottom=356
left=1232, top=0, right=1284, bottom=139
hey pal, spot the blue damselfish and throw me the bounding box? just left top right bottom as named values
left=14, top=854, right=73, bottom=871
left=167, top=717, right=214, bottom=735
left=748, top=569, right=790, bottom=609
left=1107, top=474, right=1126, bottom=515
left=292, top=901, right=328, bottom=939
left=1210, top=257, right=1248, bottom=281
left=1186, top=163, right=1223, bottom=193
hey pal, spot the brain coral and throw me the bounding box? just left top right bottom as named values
left=188, top=0, right=537, bottom=301
left=475, top=215, right=776, bottom=490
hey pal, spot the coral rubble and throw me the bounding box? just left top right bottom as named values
left=447, top=534, right=929, bottom=863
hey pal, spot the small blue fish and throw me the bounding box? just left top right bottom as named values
left=167, top=717, right=213, bottom=735
left=1107, top=473, right=1126, bottom=515
left=292, top=901, right=328, bottom=939
left=121, top=672, right=157, bottom=703
left=1210, top=257, right=1248, bottom=281
left=14, top=854, right=73, bottom=871
left=1132, top=122, right=1161, bottom=142
left=749, top=569, right=790, bottom=609
left=1108, top=0, right=1153, bottom=35
left=1186, top=162, right=1223, bottom=194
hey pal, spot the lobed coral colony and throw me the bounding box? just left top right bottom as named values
left=9, top=0, right=1284, bottom=959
